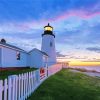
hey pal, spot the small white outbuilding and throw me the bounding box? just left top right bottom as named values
left=0, top=39, right=28, bottom=68
left=28, top=48, right=48, bottom=68
left=0, top=39, right=48, bottom=68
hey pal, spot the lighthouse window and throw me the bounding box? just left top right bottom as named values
left=50, top=42, right=53, bottom=47
left=16, top=52, right=20, bottom=60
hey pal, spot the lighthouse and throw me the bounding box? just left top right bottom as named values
left=41, top=23, right=56, bottom=66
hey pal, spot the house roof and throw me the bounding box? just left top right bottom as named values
left=0, top=42, right=48, bottom=56
left=29, top=48, right=48, bottom=56
left=0, top=42, right=27, bottom=53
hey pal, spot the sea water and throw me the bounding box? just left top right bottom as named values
left=69, top=66, right=100, bottom=77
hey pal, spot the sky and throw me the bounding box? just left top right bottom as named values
left=0, top=0, right=100, bottom=62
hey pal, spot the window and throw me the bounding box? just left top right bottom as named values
left=16, top=51, right=20, bottom=60
left=50, top=42, right=53, bottom=47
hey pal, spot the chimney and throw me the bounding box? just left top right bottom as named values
left=1, top=38, right=6, bottom=43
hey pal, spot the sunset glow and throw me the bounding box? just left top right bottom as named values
left=69, top=61, right=100, bottom=66
left=57, top=58, right=100, bottom=66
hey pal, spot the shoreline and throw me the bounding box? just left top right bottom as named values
left=68, top=67, right=100, bottom=73
left=69, top=68, right=100, bottom=77
left=68, top=65, right=100, bottom=72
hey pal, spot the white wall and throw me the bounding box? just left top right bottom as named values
left=2, top=47, right=28, bottom=67
left=17, top=52, right=28, bottom=67
left=0, top=48, right=2, bottom=67
left=29, top=50, right=47, bottom=68
left=41, top=35, right=56, bottom=65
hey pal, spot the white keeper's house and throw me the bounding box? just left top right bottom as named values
left=0, top=23, right=56, bottom=68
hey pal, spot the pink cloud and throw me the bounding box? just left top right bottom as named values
left=48, top=10, right=100, bottom=22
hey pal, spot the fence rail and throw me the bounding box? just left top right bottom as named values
left=0, top=64, right=63, bottom=100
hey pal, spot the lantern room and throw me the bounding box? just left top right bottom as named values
left=44, top=23, right=53, bottom=31
left=42, top=23, right=55, bottom=38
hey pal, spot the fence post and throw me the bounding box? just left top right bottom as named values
left=31, top=72, right=34, bottom=92
left=28, top=72, right=30, bottom=96
left=12, top=75, right=16, bottom=100
left=34, top=71, right=37, bottom=90
left=33, top=71, right=36, bottom=91
left=15, top=76, right=18, bottom=100
left=23, top=73, right=26, bottom=100
left=8, top=76, right=12, bottom=100
left=18, top=74, right=21, bottom=100
left=25, top=73, right=28, bottom=99
left=29, top=72, right=32, bottom=96
left=21, top=74, right=24, bottom=100
left=4, top=79, right=7, bottom=100
left=8, top=75, right=17, bottom=100
left=30, top=72, right=32, bottom=94
left=28, top=72, right=30, bottom=97
left=0, top=80, right=3, bottom=100
left=24, top=73, right=27, bottom=99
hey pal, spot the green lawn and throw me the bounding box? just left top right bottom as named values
left=0, top=68, right=37, bottom=80
left=28, top=69, right=100, bottom=100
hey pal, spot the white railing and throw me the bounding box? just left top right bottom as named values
left=0, top=64, right=63, bottom=100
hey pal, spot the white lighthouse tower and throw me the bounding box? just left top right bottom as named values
left=41, top=23, right=56, bottom=66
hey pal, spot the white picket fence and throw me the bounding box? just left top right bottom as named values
left=0, top=64, right=63, bottom=100
left=48, top=64, right=63, bottom=76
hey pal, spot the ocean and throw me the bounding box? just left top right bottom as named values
left=69, top=66, right=100, bottom=72
left=69, top=66, right=100, bottom=77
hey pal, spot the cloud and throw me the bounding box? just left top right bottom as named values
left=0, top=34, right=41, bottom=51
left=0, top=0, right=100, bottom=22
left=86, top=47, right=100, bottom=53
left=55, top=18, right=100, bottom=46
left=56, top=52, right=66, bottom=57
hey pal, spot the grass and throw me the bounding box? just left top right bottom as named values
left=28, top=69, right=100, bottom=100
left=0, top=68, right=37, bottom=80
